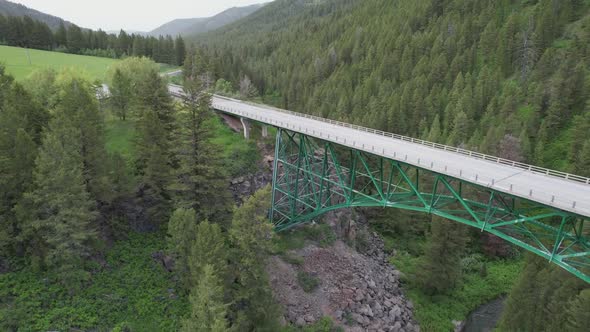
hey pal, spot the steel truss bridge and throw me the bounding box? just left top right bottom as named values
left=170, top=85, right=590, bottom=283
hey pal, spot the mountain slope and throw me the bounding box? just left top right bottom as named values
left=148, top=18, right=206, bottom=37
left=0, top=0, right=73, bottom=29
left=199, top=0, right=590, bottom=173
left=149, top=3, right=264, bottom=37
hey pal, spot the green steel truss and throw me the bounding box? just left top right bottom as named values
left=269, top=129, right=590, bottom=283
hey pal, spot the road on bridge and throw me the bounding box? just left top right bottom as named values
left=191, top=91, right=590, bottom=219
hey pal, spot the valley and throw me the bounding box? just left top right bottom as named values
left=1, top=0, right=589, bottom=331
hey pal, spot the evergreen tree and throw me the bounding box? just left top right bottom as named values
left=110, top=68, right=132, bottom=121
left=416, top=215, right=467, bottom=294
left=66, top=25, right=85, bottom=53
left=22, top=68, right=59, bottom=110
left=55, top=22, right=67, bottom=48
left=0, top=76, right=49, bottom=256
left=22, top=112, right=97, bottom=289
left=574, top=139, right=590, bottom=177
left=427, top=114, right=442, bottom=142
left=188, top=220, right=227, bottom=286
left=499, top=254, right=589, bottom=331
left=175, top=36, right=186, bottom=66
left=54, top=73, right=112, bottom=203
left=167, top=208, right=197, bottom=287
left=170, top=65, right=231, bottom=222
left=134, top=70, right=175, bottom=227
left=567, top=289, right=590, bottom=331
left=499, top=254, right=545, bottom=331
left=228, top=187, right=280, bottom=330
left=447, top=111, right=470, bottom=146
left=182, top=264, right=228, bottom=332
left=137, top=111, right=173, bottom=227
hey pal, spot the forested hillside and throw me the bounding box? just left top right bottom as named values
left=0, top=0, right=73, bottom=30
left=195, top=0, right=590, bottom=329
left=200, top=0, right=590, bottom=173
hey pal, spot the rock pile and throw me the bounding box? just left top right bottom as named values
left=268, top=240, right=418, bottom=332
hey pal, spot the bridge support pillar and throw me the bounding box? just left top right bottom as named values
left=262, top=125, right=269, bottom=138
left=240, top=117, right=251, bottom=139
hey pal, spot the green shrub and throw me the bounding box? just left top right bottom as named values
left=283, top=253, right=304, bottom=266
left=461, top=253, right=485, bottom=274
left=354, top=228, right=370, bottom=252
left=297, top=271, right=320, bottom=293
left=302, top=223, right=336, bottom=247
left=0, top=232, right=189, bottom=331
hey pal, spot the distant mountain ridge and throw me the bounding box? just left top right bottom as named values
left=0, top=0, right=74, bottom=30
left=149, top=3, right=265, bottom=37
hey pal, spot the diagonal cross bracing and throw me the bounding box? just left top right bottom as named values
left=269, top=129, right=590, bottom=283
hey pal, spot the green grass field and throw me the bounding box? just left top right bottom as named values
left=0, top=45, right=119, bottom=81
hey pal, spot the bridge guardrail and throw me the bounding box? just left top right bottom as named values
left=211, top=94, right=590, bottom=186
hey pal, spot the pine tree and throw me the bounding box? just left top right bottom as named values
left=135, top=71, right=174, bottom=227
left=498, top=254, right=545, bottom=331
left=0, top=129, right=37, bottom=255
left=182, top=264, right=228, bottom=332
left=169, top=70, right=231, bottom=222
left=66, top=25, right=85, bottom=53
left=23, top=112, right=97, bottom=289
left=55, top=22, right=67, bottom=48
left=416, top=215, right=467, bottom=294
left=228, top=187, right=280, bottom=330
left=110, top=68, right=132, bottom=120
left=568, top=110, right=590, bottom=169
left=188, top=220, right=227, bottom=287
left=427, top=114, right=442, bottom=142
left=567, top=289, right=590, bottom=331
left=0, top=78, right=49, bottom=256
left=175, top=36, right=186, bottom=66
left=519, top=127, right=532, bottom=162
left=534, top=121, right=548, bottom=165
left=574, top=139, right=590, bottom=177
left=447, top=111, right=470, bottom=146
left=167, top=208, right=197, bottom=287
left=54, top=74, right=112, bottom=203
left=138, top=114, right=173, bottom=227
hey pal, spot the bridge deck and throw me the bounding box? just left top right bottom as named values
left=206, top=94, right=590, bottom=218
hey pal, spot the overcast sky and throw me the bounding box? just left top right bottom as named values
left=13, top=0, right=264, bottom=31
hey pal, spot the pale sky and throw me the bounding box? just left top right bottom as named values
left=12, top=0, right=265, bottom=32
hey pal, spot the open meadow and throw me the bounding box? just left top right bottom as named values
left=0, top=45, right=119, bottom=81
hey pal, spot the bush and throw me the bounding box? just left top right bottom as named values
left=354, top=228, right=370, bottom=252
left=297, top=271, right=320, bottom=293
left=461, top=253, right=485, bottom=274
left=282, top=253, right=304, bottom=266
left=0, top=232, right=189, bottom=331
left=302, top=223, right=336, bottom=247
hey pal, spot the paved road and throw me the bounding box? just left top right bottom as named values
left=162, top=69, right=183, bottom=77
left=167, top=84, right=590, bottom=217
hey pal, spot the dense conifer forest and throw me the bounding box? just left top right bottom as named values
left=200, top=0, right=590, bottom=173
left=0, top=15, right=186, bottom=65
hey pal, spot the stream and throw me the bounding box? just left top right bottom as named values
left=460, top=297, right=506, bottom=332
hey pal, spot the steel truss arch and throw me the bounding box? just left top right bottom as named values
left=270, top=129, right=590, bottom=283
